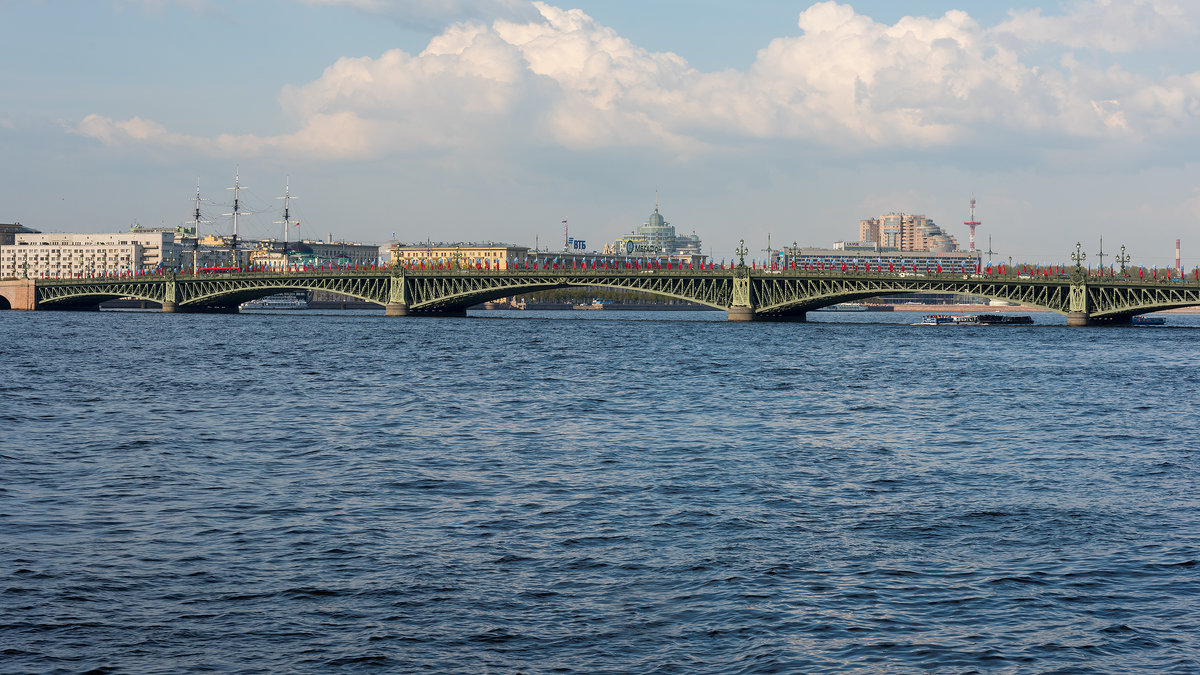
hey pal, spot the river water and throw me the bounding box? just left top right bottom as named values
left=2, top=308, right=1198, bottom=673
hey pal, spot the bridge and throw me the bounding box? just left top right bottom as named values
left=3, top=259, right=1197, bottom=326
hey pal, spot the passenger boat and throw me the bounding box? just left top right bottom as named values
left=976, top=314, right=1034, bottom=325
left=1131, top=315, right=1166, bottom=326
left=816, top=302, right=869, bottom=311
left=925, top=314, right=1033, bottom=325
left=239, top=292, right=308, bottom=311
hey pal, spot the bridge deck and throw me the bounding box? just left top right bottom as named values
left=9, top=267, right=1198, bottom=324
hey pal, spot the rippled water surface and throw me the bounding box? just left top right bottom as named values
left=2, top=309, right=1198, bottom=673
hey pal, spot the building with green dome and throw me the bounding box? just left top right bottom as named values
left=608, top=205, right=703, bottom=257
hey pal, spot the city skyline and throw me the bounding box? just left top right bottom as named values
left=3, top=1, right=1199, bottom=266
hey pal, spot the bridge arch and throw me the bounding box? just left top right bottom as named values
left=183, top=284, right=375, bottom=310
left=38, top=291, right=160, bottom=310
left=179, top=275, right=389, bottom=310
left=0, top=294, right=10, bottom=310
left=1088, top=288, right=1200, bottom=319
left=404, top=275, right=730, bottom=313
left=754, top=284, right=1064, bottom=316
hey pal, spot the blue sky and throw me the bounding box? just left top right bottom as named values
left=2, top=0, right=1199, bottom=266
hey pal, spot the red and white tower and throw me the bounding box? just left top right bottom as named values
left=964, top=196, right=981, bottom=251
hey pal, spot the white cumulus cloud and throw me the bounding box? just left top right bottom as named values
left=298, top=0, right=539, bottom=28
left=74, top=1, right=1200, bottom=161
left=994, top=0, right=1200, bottom=52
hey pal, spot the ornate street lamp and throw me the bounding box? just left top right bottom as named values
left=1115, top=245, right=1130, bottom=277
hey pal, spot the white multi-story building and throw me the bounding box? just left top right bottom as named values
left=0, top=231, right=181, bottom=278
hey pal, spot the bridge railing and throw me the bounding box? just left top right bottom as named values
left=28, top=265, right=1200, bottom=286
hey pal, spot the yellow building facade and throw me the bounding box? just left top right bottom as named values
left=390, top=245, right=530, bottom=269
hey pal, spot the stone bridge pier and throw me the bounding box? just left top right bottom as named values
left=728, top=268, right=755, bottom=321
left=0, top=280, right=37, bottom=310
left=1066, top=311, right=1090, bottom=327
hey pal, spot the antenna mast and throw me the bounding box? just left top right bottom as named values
left=223, top=169, right=250, bottom=268
left=964, top=195, right=981, bottom=251
left=563, top=218, right=568, bottom=251
left=189, top=178, right=209, bottom=275
left=761, top=232, right=775, bottom=265
left=984, top=235, right=996, bottom=265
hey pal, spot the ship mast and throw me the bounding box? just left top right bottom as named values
left=223, top=169, right=250, bottom=269
left=189, top=178, right=209, bottom=275
left=275, top=177, right=296, bottom=269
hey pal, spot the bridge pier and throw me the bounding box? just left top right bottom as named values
left=161, top=301, right=178, bottom=313
left=385, top=302, right=409, bottom=317
left=1066, top=311, right=1090, bottom=327
left=728, top=306, right=757, bottom=322
left=0, top=280, right=37, bottom=310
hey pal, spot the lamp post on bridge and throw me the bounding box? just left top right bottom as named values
left=729, top=239, right=754, bottom=321
left=1116, top=245, right=1130, bottom=278
left=1066, top=242, right=1090, bottom=326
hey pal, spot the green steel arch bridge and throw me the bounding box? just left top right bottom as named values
left=5, top=256, right=1198, bottom=327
